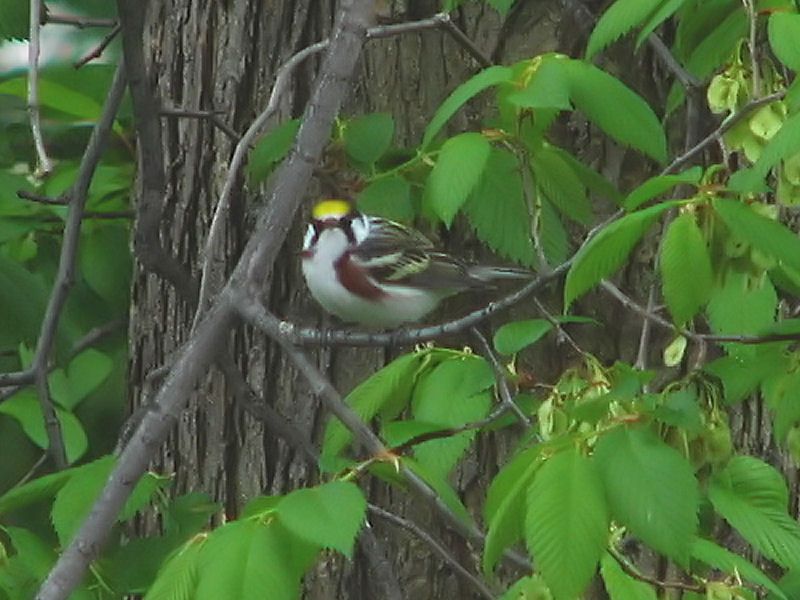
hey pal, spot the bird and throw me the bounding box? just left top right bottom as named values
left=300, top=199, right=532, bottom=328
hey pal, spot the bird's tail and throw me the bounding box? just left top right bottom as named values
left=467, top=265, right=534, bottom=282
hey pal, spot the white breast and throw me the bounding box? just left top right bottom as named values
left=301, top=228, right=439, bottom=327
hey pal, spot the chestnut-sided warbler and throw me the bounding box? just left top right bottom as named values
left=300, top=200, right=531, bottom=327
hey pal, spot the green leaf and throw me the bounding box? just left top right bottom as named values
left=49, top=349, right=113, bottom=410
left=532, top=147, right=591, bottom=224
left=0, top=468, right=74, bottom=516
left=493, top=319, right=553, bottom=355
left=505, top=59, right=572, bottom=111
left=714, top=198, right=800, bottom=273
left=426, top=132, right=491, bottom=227
left=705, top=346, right=786, bottom=405
left=499, top=576, right=552, bottom=600
left=51, top=456, right=165, bottom=545
left=487, top=0, right=515, bottom=15
left=247, top=118, right=301, bottom=184
left=483, top=445, right=541, bottom=575
left=731, top=111, right=800, bottom=191
left=463, top=147, right=535, bottom=266
left=380, top=420, right=447, bottom=447
left=321, top=352, right=424, bottom=464
left=551, top=147, right=622, bottom=204
left=600, top=552, right=657, bottom=600
left=0, top=391, right=87, bottom=464
left=538, top=196, right=570, bottom=266
left=768, top=12, right=800, bottom=71
left=623, top=167, right=702, bottom=211
left=709, top=455, right=800, bottom=570
left=79, top=223, right=131, bottom=310
left=706, top=271, right=777, bottom=359
left=277, top=481, right=365, bottom=558
left=195, top=519, right=317, bottom=600
left=343, top=113, right=394, bottom=165
left=144, top=537, right=204, bottom=600
left=653, top=388, right=703, bottom=434
left=564, top=202, right=673, bottom=306
left=526, top=448, right=609, bottom=600
left=634, top=0, right=690, bottom=48
left=586, top=0, right=662, bottom=59
left=594, top=426, right=698, bottom=565
left=564, top=60, right=667, bottom=163
left=412, top=356, right=493, bottom=477
left=660, top=212, right=713, bottom=325
left=403, top=457, right=474, bottom=527
left=422, top=66, right=513, bottom=149
left=0, top=0, right=29, bottom=40
left=763, top=367, right=800, bottom=440
left=3, top=526, right=55, bottom=579
left=356, top=176, right=413, bottom=222
left=0, top=255, right=48, bottom=348
left=692, top=537, right=786, bottom=599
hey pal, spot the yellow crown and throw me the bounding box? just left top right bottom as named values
left=312, top=199, right=352, bottom=220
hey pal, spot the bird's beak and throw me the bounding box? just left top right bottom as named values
left=300, top=248, right=314, bottom=258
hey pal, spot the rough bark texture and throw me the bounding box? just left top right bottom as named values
left=126, top=1, right=785, bottom=598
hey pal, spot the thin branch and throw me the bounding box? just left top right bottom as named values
left=13, top=62, right=128, bottom=470
left=43, top=13, right=117, bottom=28
left=634, top=287, right=656, bottom=371
left=609, top=547, right=704, bottom=593
left=192, top=36, right=330, bottom=329
left=117, top=0, right=196, bottom=304
left=368, top=504, right=497, bottom=600
left=602, top=280, right=800, bottom=346
left=647, top=34, right=701, bottom=90
left=28, top=0, right=54, bottom=176
left=159, top=106, right=240, bottom=141
left=391, top=402, right=518, bottom=453
left=73, top=23, right=122, bottom=69
left=471, top=327, right=531, bottom=426
left=438, top=16, right=493, bottom=68
left=662, top=91, right=786, bottom=175
left=237, top=261, right=571, bottom=347
left=34, top=371, right=66, bottom=468
left=532, top=297, right=585, bottom=356
left=742, top=0, right=760, bottom=97
left=17, top=190, right=68, bottom=205
left=0, top=320, right=124, bottom=404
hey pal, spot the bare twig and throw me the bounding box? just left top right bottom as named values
left=662, top=91, right=786, bottom=175
left=160, top=106, right=240, bottom=141
left=34, top=372, right=66, bottom=468
left=238, top=261, right=570, bottom=347
left=742, top=0, right=760, bottom=97
left=634, top=287, right=656, bottom=371
left=74, top=23, right=122, bottom=69
left=602, top=280, right=800, bottom=346
left=369, top=504, right=497, bottom=600
left=25, top=62, right=128, bottom=470
left=43, top=13, right=117, bottom=28
left=438, top=16, right=493, bottom=68
left=609, top=547, right=704, bottom=593
left=471, top=327, right=531, bottom=426
left=28, top=0, right=54, bottom=176
left=17, top=190, right=68, bottom=205
left=532, top=297, right=585, bottom=356
left=117, top=0, right=196, bottom=304
left=647, top=35, right=701, bottom=90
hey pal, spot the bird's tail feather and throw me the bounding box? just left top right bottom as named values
left=467, top=265, right=534, bottom=282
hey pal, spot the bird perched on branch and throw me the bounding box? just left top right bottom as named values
left=300, top=199, right=531, bottom=327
